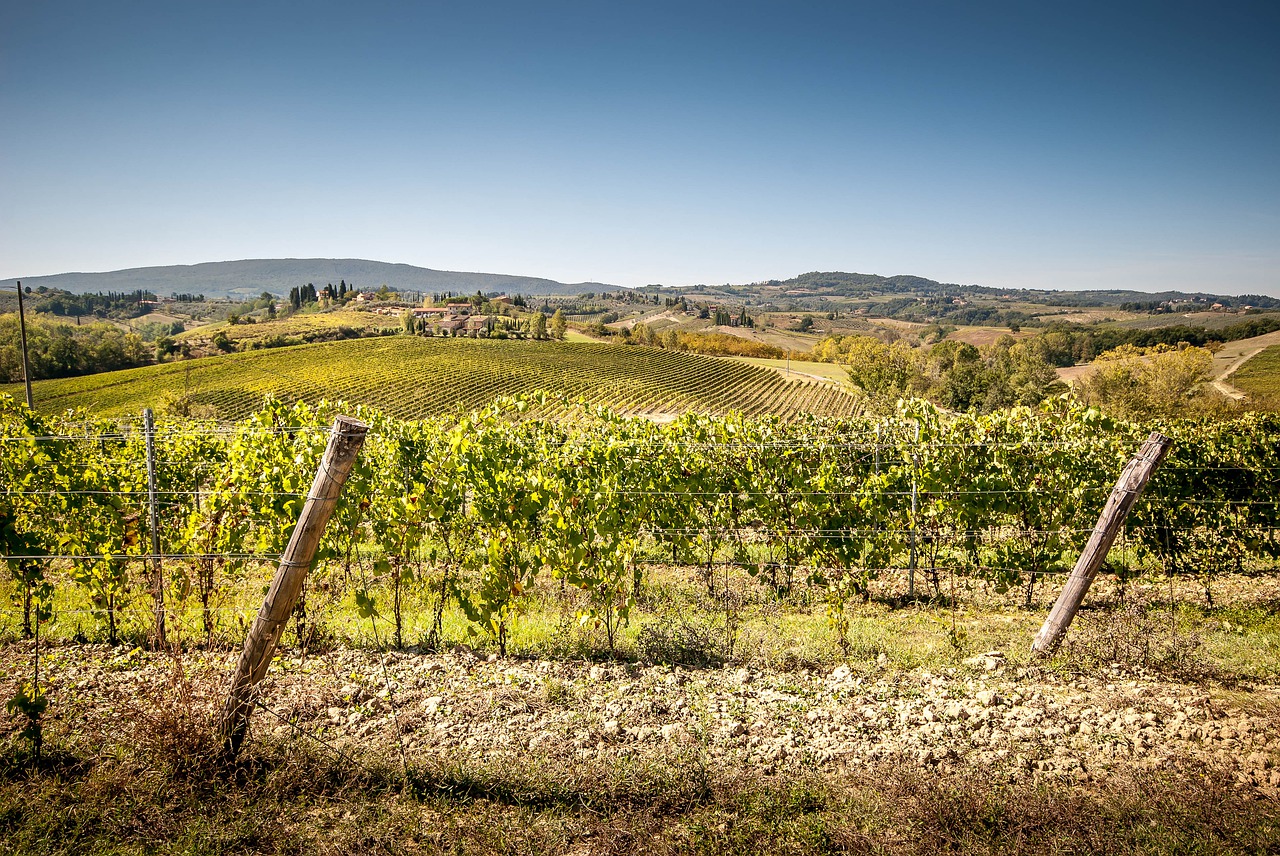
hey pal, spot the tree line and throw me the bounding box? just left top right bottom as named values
left=0, top=315, right=153, bottom=382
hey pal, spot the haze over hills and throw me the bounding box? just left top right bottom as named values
left=693, top=272, right=1279, bottom=308
left=3, top=259, right=1277, bottom=310
left=0, top=258, right=614, bottom=299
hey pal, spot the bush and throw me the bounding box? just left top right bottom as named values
left=636, top=617, right=728, bottom=668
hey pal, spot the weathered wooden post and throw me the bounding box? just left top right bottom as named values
left=1031, top=431, right=1172, bottom=656
left=219, top=415, right=368, bottom=756
left=143, top=407, right=165, bottom=648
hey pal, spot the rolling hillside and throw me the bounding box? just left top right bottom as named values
left=0, top=258, right=611, bottom=300
left=6, top=337, right=860, bottom=420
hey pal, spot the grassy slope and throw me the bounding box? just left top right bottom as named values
left=1230, top=343, right=1280, bottom=403
left=1211, top=329, right=1280, bottom=377
left=176, top=306, right=394, bottom=350
left=1117, top=310, right=1280, bottom=331
left=6, top=337, right=860, bottom=420
left=719, top=355, right=850, bottom=385
left=2, top=736, right=1273, bottom=856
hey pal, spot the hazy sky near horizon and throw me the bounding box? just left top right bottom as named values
left=2, top=1, right=1278, bottom=295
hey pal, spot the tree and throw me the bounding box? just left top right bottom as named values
left=839, top=336, right=917, bottom=401
left=550, top=309, right=566, bottom=340
left=1078, top=344, right=1215, bottom=418
left=983, top=338, right=1065, bottom=409
left=531, top=312, right=547, bottom=340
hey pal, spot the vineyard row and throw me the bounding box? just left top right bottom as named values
left=13, top=338, right=861, bottom=421
left=2, top=391, right=1277, bottom=652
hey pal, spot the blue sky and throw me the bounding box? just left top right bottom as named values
left=2, top=0, right=1277, bottom=295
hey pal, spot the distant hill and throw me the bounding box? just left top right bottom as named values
left=756, top=272, right=1279, bottom=309
left=0, top=259, right=613, bottom=299
left=6, top=258, right=1276, bottom=310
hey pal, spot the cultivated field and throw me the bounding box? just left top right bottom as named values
left=6, top=337, right=860, bottom=420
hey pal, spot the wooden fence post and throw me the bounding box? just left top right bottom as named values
left=219, top=415, right=368, bottom=756
left=143, top=407, right=165, bottom=648
left=16, top=282, right=33, bottom=409
left=1031, top=431, right=1172, bottom=656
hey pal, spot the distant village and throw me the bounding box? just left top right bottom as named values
left=363, top=293, right=519, bottom=337
left=323, top=290, right=566, bottom=339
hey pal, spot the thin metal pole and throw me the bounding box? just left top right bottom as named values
left=16, top=282, right=33, bottom=409
left=908, top=421, right=919, bottom=599
left=144, top=407, right=165, bottom=648
left=33, top=604, right=41, bottom=761
left=874, top=425, right=880, bottom=475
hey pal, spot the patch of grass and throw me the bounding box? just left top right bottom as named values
left=1057, top=597, right=1211, bottom=680
left=1, top=734, right=1275, bottom=855
left=636, top=616, right=729, bottom=668
left=1195, top=601, right=1280, bottom=682
left=1232, top=343, right=1280, bottom=405
left=5, top=567, right=1277, bottom=684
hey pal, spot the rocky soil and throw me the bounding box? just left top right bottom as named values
left=7, top=641, right=1278, bottom=799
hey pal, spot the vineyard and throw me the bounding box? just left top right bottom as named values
left=3, top=337, right=860, bottom=421
left=3, top=392, right=1280, bottom=853
left=2, top=391, right=1277, bottom=650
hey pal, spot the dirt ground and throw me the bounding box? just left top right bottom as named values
left=6, top=616, right=1277, bottom=801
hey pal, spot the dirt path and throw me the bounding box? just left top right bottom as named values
left=1212, top=331, right=1280, bottom=400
